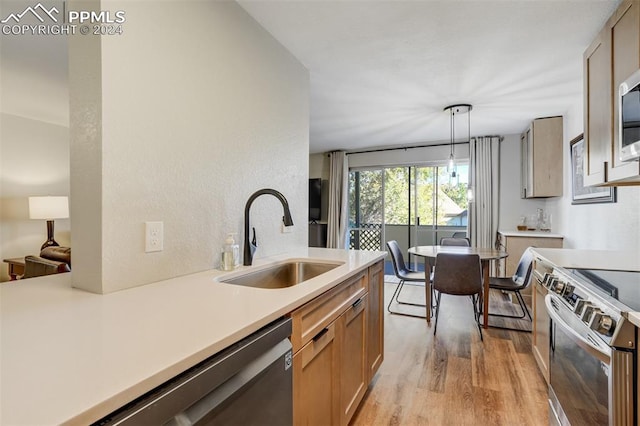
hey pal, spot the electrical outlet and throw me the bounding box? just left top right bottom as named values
left=282, top=223, right=294, bottom=234
left=145, top=221, right=164, bottom=252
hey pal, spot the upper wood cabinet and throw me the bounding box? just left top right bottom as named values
left=584, top=27, right=612, bottom=186
left=520, top=116, right=564, bottom=198
left=584, top=0, right=640, bottom=186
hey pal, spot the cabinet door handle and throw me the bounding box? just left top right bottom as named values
left=352, top=297, right=364, bottom=309
left=312, top=327, right=329, bottom=342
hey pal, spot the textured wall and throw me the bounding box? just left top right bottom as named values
left=69, top=1, right=309, bottom=293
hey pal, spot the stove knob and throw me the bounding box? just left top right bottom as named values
left=581, top=304, right=596, bottom=323
left=554, top=281, right=566, bottom=294
left=592, top=313, right=616, bottom=336
left=564, top=284, right=575, bottom=296
left=575, top=300, right=585, bottom=314
left=574, top=299, right=589, bottom=315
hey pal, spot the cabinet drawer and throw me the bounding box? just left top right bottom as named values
left=290, top=271, right=367, bottom=353
left=298, top=321, right=336, bottom=370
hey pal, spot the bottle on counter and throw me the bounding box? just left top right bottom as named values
left=221, top=233, right=239, bottom=271
left=517, top=216, right=527, bottom=231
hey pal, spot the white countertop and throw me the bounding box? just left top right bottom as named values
left=499, top=230, right=563, bottom=238
left=628, top=312, right=640, bottom=328
left=0, top=248, right=385, bottom=425
left=530, top=248, right=640, bottom=272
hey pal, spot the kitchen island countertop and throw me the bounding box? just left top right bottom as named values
left=0, top=247, right=385, bottom=425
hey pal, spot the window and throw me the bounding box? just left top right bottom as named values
left=348, top=164, right=469, bottom=251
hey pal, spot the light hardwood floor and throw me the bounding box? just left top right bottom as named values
left=350, top=280, right=548, bottom=426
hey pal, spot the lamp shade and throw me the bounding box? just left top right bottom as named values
left=29, top=196, right=69, bottom=220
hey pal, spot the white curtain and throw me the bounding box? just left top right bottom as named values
left=468, top=136, right=501, bottom=249
left=327, top=151, right=349, bottom=248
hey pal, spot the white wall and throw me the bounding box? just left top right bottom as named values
left=498, top=133, right=546, bottom=231
left=309, top=153, right=330, bottom=180
left=0, top=114, right=71, bottom=281
left=546, top=97, right=640, bottom=251
left=68, top=1, right=309, bottom=293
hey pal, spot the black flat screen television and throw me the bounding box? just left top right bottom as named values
left=309, top=178, right=322, bottom=222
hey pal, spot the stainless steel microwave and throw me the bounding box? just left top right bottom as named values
left=619, top=69, right=640, bottom=162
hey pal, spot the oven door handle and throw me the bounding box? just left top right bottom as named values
left=544, top=294, right=611, bottom=364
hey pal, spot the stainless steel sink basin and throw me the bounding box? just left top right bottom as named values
left=219, top=260, right=343, bottom=289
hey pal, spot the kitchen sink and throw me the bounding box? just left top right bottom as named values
left=219, top=260, right=343, bottom=289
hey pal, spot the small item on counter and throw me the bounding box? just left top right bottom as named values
left=517, top=216, right=527, bottom=231
left=540, top=213, right=552, bottom=231
left=526, top=214, right=537, bottom=230
left=536, top=208, right=544, bottom=230
left=221, top=233, right=240, bottom=271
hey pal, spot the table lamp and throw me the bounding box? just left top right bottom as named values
left=29, top=196, right=69, bottom=250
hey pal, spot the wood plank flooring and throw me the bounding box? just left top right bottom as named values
left=351, top=280, right=548, bottom=425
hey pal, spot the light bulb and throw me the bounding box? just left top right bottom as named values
left=448, top=155, right=455, bottom=171
left=467, top=186, right=474, bottom=201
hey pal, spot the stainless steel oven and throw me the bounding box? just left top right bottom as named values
left=542, top=268, right=637, bottom=426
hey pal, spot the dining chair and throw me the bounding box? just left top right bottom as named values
left=432, top=253, right=483, bottom=340
left=485, top=247, right=534, bottom=331
left=386, top=240, right=428, bottom=318
left=440, top=237, right=470, bottom=246
left=451, top=231, right=467, bottom=239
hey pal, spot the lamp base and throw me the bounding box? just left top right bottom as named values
left=41, top=239, right=60, bottom=251
left=41, top=220, right=60, bottom=251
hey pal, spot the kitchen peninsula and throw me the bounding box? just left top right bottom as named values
left=0, top=248, right=385, bottom=425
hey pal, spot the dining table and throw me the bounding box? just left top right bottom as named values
left=408, top=245, right=508, bottom=328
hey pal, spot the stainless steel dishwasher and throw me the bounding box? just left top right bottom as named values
left=93, top=317, right=293, bottom=426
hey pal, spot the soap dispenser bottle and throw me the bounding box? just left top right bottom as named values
left=221, top=233, right=239, bottom=271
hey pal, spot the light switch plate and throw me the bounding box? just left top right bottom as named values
left=145, top=221, right=163, bottom=252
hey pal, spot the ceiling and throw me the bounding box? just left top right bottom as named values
left=238, top=0, right=621, bottom=153
left=1, top=1, right=621, bottom=154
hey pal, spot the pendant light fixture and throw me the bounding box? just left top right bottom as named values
left=443, top=103, right=472, bottom=179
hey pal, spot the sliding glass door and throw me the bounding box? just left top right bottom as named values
left=348, top=164, right=469, bottom=265
left=348, top=169, right=384, bottom=251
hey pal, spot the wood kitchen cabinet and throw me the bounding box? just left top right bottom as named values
left=366, top=260, right=384, bottom=381
left=584, top=0, right=640, bottom=186
left=497, top=232, right=563, bottom=305
left=291, top=261, right=384, bottom=426
left=532, top=263, right=551, bottom=384
left=337, top=295, right=367, bottom=425
left=609, top=0, right=640, bottom=183
left=293, top=322, right=340, bottom=425
left=584, top=26, right=611, bottom=187
left=520, top=117, right=563, bottom=198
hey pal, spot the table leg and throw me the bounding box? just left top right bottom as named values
left=8, top=264, right=17, bottom=280
left=482, top=260, right=489, bottom=329
left=425, top=258, right=432, bottom=322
